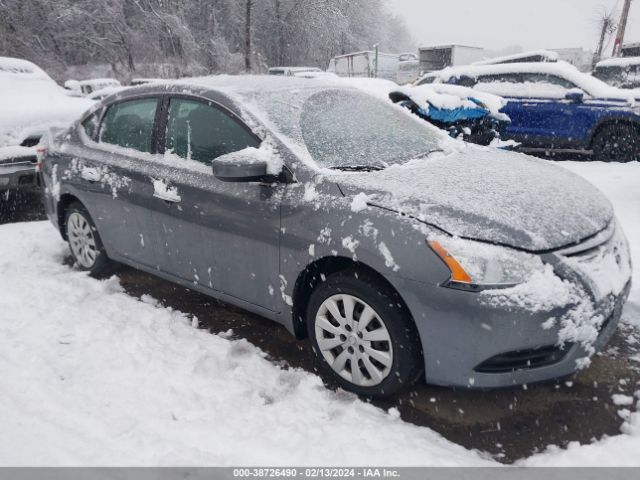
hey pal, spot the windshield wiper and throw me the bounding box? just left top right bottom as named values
left=413, top=148, right=445, bottom=160
left=330, top=165, right=386, bottom=172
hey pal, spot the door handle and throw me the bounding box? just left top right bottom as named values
left=80, top=167, right=101, bottom=183
left=152, top=179, right=181, bottom=203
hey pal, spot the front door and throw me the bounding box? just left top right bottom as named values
left=149, top=96, right=284, bottom=312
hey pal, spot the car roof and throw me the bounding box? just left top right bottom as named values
left=596, top=57, right=640, bottom=68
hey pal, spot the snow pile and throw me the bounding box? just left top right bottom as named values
left=0, top=222, right=489, bottom=466
left=350, top=192, right=371, bottom=212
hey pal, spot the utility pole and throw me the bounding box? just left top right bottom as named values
left=613, top=0, right=634, bottom=57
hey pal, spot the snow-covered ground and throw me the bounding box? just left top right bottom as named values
left=0, top=160, right=638, bottom=466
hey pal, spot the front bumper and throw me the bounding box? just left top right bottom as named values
left=0, top=163, right=38, bottom=191
left=393, top=276, right=631, bottom=389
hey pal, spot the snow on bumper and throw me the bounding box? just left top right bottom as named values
left=394, top=222, right=632, bottom=389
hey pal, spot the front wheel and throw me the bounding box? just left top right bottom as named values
left=306, top=270, right=423, bottom=398
left=592, top=124, right=640, bottom=163
left=64, top=202, right=112, bottom=276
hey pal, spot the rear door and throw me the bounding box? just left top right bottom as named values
left=84, top=96, right=163, bottom=268
left=150, top=95, right=284, bottom=312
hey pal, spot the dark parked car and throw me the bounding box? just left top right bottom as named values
left=0, top=146, right=38, bottom=191
left=417, top=61, right=640, bottom=161
left=40, top=77, right=632, bottom=397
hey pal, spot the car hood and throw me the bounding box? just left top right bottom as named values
left=331, top=147, right=614, bottom=252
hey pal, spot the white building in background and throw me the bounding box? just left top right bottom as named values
left=550, top=48, right=594, bottom=72
left=418, top=45, right=485, bottom=73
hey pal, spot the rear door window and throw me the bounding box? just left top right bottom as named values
left=99, top=98, right=158, bottom=153
left=165, top=98, right=259, bottom=165
left=476, top=73, right=571, bottom=98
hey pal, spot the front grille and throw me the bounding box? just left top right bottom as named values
left=474, top=344, right=572, bottom=374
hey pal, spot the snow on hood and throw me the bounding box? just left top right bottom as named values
left=332, top=147, right=614, bottom=252
left=0, top=73, right=95, bottom=147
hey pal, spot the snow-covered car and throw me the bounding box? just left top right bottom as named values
left=0, top=57, right=95, bottom=148
left=593, top=57, right=640, bottom=90
left=64, top=78, right=122, bottom=97
left=40, top=76, right=632, bottom=398
left=0, top=146, right=38, bottom=191
left=417, top=61, right=640, bottom=161
left=389, top=84, right=511, bottom=146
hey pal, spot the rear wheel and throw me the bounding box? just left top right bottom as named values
left=64, top=203, right=112, bottom=276
left=306, top=269, right=423, bottom=398
left=592, top=124, right=640, bottom=163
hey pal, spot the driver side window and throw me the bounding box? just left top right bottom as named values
left=165, top=98, right=260, bottom=165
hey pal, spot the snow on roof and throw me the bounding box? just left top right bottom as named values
left=172, top=74, right=349, bottom=94
left=472, top=50, right=558, bottom=66
left=435, top=61, right=633, bottom=100
left=596, top=57, right=640, bottom=68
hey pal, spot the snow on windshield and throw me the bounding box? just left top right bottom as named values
left=297, top=89, right=440, bottom=169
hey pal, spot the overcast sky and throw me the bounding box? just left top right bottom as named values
left=389, top=0, right=640, bottom=53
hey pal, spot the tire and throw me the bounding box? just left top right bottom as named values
left=592, top=123, right=640, bottom=163
left=306, top=269, right=423, bottom=398
left=64, top=202, right=112, bottom=276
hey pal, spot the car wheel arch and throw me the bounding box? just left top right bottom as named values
left=57, top=193, right=83, bottom=240
left=290, top=256, right=415, bottom=341
left=589, top=118, right=640, bottom=150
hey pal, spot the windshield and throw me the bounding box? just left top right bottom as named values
left=249, top=87, right=441, bottom=169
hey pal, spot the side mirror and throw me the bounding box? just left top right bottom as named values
left=565, top=89, right=585, bottom=103
left=212, top=150, right=281, bottom=183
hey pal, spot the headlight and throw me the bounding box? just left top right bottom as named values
left=428, top=236, right=546, bottom=290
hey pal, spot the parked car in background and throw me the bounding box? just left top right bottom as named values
left=0, top=146, right=38, bottom=192
left=389, top=84, right=511, bottom=146
left=593, top=57, right=640, bottom=90
left=64, top=78, right=122, bottom=97
left=418, top=61, right=640, bottom=161
left=268, top=67, right=322, bottom=76
left=0, top=56, right=95, bottom=148
left=40, top=76, right=631, bottom=398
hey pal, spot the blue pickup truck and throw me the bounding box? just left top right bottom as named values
left=417, top=62, right=640, bottom=162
